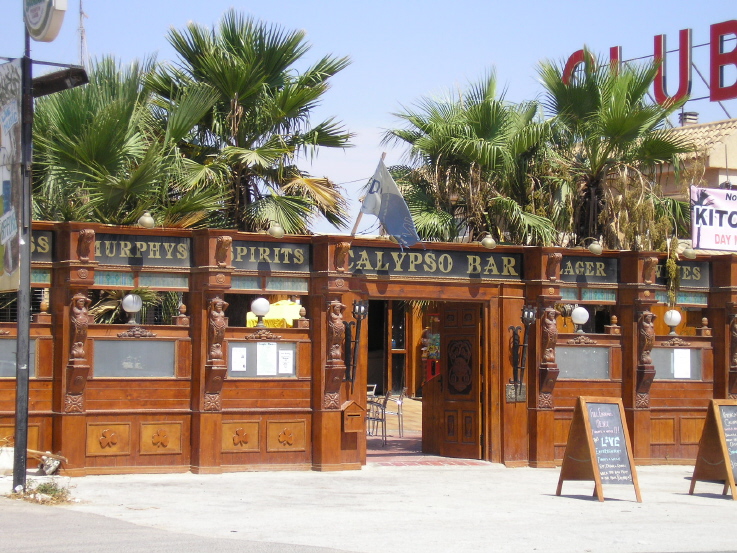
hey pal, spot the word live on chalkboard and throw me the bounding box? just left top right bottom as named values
left=587, top=402, right=633, bottom=484
left=556, top=397, right=641, bottom=502
left=690, top=400, right=737, bottom=500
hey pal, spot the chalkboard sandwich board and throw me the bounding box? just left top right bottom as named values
left=556, top=396, right=641, bottom=502
left=689, top=399, right=737, bottom=500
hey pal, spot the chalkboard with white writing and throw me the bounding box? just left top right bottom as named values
left=719, top=405, right=737, bottom=479
left=587, top=402, right=633, bottom=484
left=690, top=400, right=737, bottom=500
left=557, top=397, right=641, bottom=502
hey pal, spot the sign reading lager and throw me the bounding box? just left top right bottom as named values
left=24, top=0, right=67, bottom=42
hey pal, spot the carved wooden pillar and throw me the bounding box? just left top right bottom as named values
left=729, top=316, right=737, bottom=399
left=537, top=306, right=560, bottom=409
left=527, top=250, right=563, bottom=468
left=203, top=296, right=229, bottom=412
left=53, top=226, right=97, bottom=475
left=635, top=310, right=657, bottom=409
left=64, top=293, right=91, bottom=414
left=323, top=298, right=347, bottom=410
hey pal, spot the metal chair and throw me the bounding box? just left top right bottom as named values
left=367, top=383, right=377, bottom=397
left=384, top=388, right=406, bottom=437
left=366, top=399, right=386, bottom=445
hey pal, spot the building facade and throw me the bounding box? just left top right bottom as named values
left=0, top=222, right=733, bottom=474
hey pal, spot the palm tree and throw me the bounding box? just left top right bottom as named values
left=384, top=72, right=557, bottom=245
left=32, top=56, right=227, bottom=227
left=539, top=49, right=695, bottom=250
left=148, top=10, right=353, bottom=234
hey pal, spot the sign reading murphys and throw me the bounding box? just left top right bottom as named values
left=349, top=246, right=522, bottom=280
left=691, top=186, right=737, bottom=252
left=95, top=234, right=191, bottom=267
left=24, top=0, right=67, bottom=42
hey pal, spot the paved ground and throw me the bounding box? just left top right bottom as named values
left=2, top=461, right=737, bottom=553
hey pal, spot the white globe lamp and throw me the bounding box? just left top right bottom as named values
left=664, top=309, right=682, bottom=335
left=571, top=306, right=590, bottom=333
left=251, top=297, right=271, bottom=328
left=121, top=293, right=143, bottom=324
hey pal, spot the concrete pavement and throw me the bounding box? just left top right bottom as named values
left=2, top=462, right=737, bottom=553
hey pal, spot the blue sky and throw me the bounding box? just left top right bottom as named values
left=2, top=1, right=736, bottom=234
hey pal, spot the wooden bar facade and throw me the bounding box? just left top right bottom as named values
left=0, top=222, right=734, bottom=474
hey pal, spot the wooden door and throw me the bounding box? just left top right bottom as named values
left=422, top=302, right=482, bottom=459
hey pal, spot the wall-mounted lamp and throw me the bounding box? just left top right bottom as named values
left=250, top=297, right=271, bottom=327
left=509, top=305, right=536, bottom=394
left=664, top=309, right=682, bottom=335
left=344, top=300, right=369, bottom=383
left=138, top=211, right=155, bottom=229
left=571, top=305, right=589, bottom=333
left=267, top=221, right=285, bottom=239
left=681, top=246, right=697, bottom=259
left=121, top=293, right=143, bottom=325
left=581, top=237, right=603, bottom=255
left=480, top=235, right=497, bottom=249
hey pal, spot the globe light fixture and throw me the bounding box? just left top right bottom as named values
left=267, top=221, right=285, bottom=239
left=571, top=305, right=590, bottom=333
left=682, top=246, right=697, bottom=260
left=121, top=293, right=143, bottom=324
left=138, top=211, right=155, bottom=229
left=664, top=309, right=682, bottom=335
left=251, top=297, right=271, bottom=328
left=587, top=240, right=603, bottom=255
left=481, top=235, right=497, bottom=249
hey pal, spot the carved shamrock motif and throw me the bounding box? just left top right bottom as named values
left=152, top=428, right=169, bottom=448
left=278, top=428, right=294, bottom=446
left=99, top=429, right=118, bottom=448
left=233, top=428, right=249, bottom=446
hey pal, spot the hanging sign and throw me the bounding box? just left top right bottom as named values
left=24, top=0, right=67, bottom=43
left=0, top=60, right=22, bottom=291
left=556, top=397, right=642, bottom=502
left=691, top=186, right=737, bottom=251
left=689, top=399, right=737, bottom=499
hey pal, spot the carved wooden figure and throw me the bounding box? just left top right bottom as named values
left=70, top=293, right=91, bottom=362
left=207, top=297, right=229, bottom=363
left=76, top=229, right=95, bottom=262
left=642, top=256, right=658, bottom=285
left=541, top=307, right=559, bottom=364
left=214, top=236, right=232, bottom=268
left=638, top=311, right=656, bottom=366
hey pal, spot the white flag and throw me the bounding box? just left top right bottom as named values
left=361, top=160, right=420, bottom=248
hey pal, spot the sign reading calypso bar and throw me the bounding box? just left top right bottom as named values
left=231, top=241, right=310, bottom=272
left=349, top=246, right=522, bottom=280
left=95, top=234, right=191, bottom=267
left=560, top=256, right=619, bottom=284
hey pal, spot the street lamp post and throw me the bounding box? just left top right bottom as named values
left=12, top=25, right=88, bottom=491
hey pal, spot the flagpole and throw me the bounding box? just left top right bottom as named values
left=350, top=152, right=386, bottom=237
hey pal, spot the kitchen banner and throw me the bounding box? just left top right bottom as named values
left=691, top=186, right=737, bottom=251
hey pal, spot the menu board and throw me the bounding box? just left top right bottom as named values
left=587, top=402, right=633, bottom=484
left=690, top=400, right=737, bottom=500
left=557, top=397, right=641, bottom=502
left=718, top=405, right=737, bottom=478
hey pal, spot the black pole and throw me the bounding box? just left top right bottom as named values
left=13, top=28, right=33, bottom=492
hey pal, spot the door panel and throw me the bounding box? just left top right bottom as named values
left=423, top=302, right=482, bottom=459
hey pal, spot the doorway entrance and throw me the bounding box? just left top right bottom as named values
left=365, top=300, right=484, bottom=461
